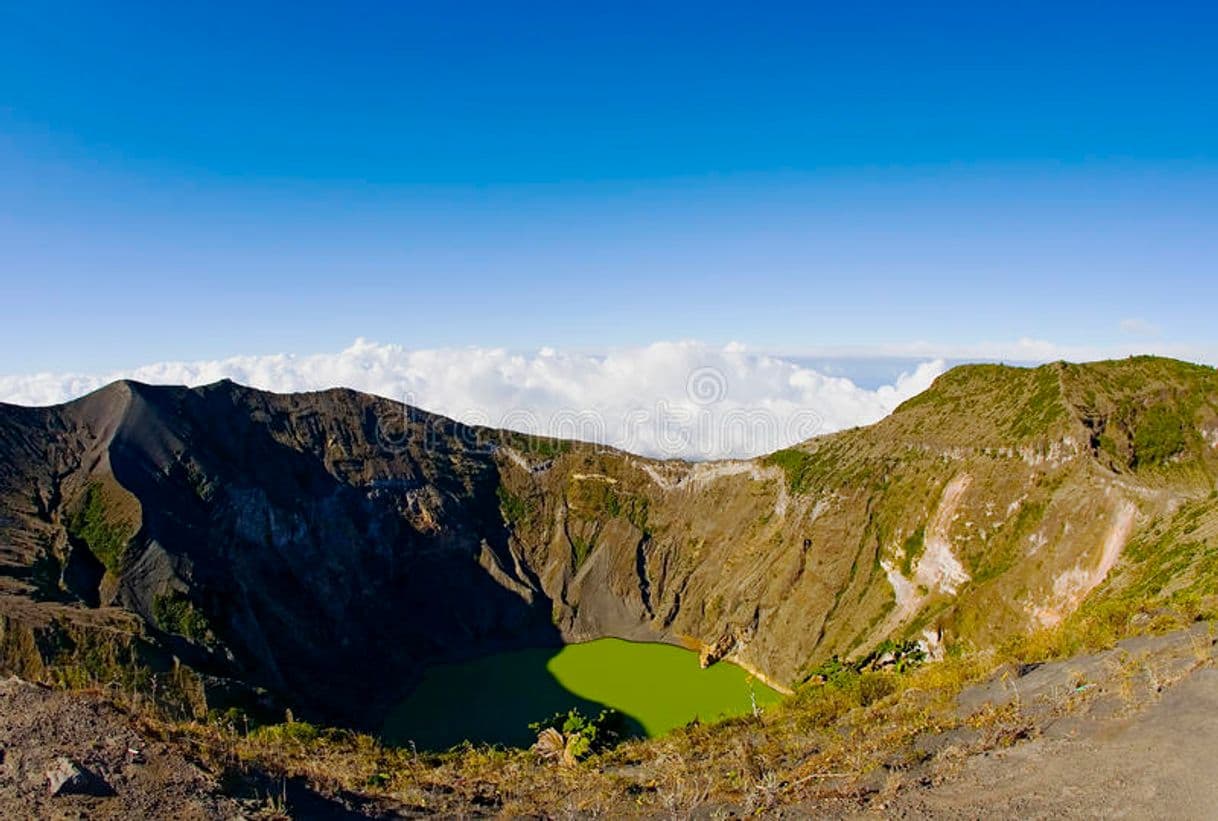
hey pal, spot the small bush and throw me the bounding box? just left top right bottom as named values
left=858, top=672, right=898, bottom=706
left=528, top=708, right=624, bottom=761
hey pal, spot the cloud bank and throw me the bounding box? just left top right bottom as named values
left=0, top=340, right=945, bottom=460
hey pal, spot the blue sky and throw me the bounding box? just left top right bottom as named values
left=2, top=1, right=1216, bottom=374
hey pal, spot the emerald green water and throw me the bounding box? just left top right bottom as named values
left=382, top=638, right=782, bottom=749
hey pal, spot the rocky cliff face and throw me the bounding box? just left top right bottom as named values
left=1, top=357, right=1216, bottom=727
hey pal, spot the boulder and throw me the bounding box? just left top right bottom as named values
left=46, top=756, right=107, bottom=797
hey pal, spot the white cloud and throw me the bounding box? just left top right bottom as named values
left=0, top=340, right=946, bottom=460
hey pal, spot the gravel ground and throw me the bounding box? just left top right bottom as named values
left=859, top=624, right=1218, bottom=819
left=0, top=676, right=242, bottom=820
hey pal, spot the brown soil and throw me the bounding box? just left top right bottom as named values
left=0, top=676, right=241, bottom=819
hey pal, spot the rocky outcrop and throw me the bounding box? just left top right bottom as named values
left=699, top=632, right=739, bottom=669
left=46, top=756, right=108, bottom=797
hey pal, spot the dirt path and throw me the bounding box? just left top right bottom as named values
left=889, top=669, right=1218, bottom=818
left=871, top=624, right=1218, bottom=819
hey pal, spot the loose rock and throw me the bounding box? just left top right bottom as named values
left=46, top=757, right=104, bottom=797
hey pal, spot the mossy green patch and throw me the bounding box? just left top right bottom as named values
left=764, top=448, right=827, bottom=495
left=971, top=494, right=1050, bottom=584
left=153, top=592, right=212, bottom=643
left=564, top=479, right=650, bottom=569
left=1132, top=404, right=1189, bottom=467
left=67, top=482, right=136, bottom=574
left=900, top=527, right=925, bottom=576
left=1007, top=367, right=1068, bottom=439
left=250, top=720, right=323, bottom=747
left=567, top=479, right=647, bottom=527
left=570, top=533, right=595, bottom=568
left=496, top=485, right=533, bottom=527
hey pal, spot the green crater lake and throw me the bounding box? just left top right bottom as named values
left=383, top=638, right=783, bottom=749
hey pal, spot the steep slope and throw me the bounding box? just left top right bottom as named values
left=1, top=357, right=1216, bottom=730
left=1, top=380, right=562, bottom=724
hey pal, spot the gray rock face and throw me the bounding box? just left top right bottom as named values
left=46, top=757, right=104, bottom=797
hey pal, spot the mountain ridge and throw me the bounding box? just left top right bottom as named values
left=1, top=356, right=1216, bottom=729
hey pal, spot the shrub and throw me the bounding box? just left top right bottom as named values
left=528, top=708, right=624, bottom=761
left=858, top=672, right=897, bottom=706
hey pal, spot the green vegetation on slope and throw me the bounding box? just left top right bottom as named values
left=496, top=485, right=533, bottom=527
left=899, top=528, right=925, bottom=577
left=528, top=708, right=626, bottom=762
left=67, top=482, right=136, bottom=574
left=1059, top=356, right=1217, bottom=475
left=497, top=430, right=573, bottom=459
left=561, top=473, right=651, bottom=569
left=764, top=447, right=834, bottom=495
left=1008, top=365, right=1069, bottom=439
left=153, top=592, right=212, bottom=644
left=566, top=478, right=649, bottom=530
left=1089, top=494, right=1218, bottom=612
left=889, top=362, right=1072, bottom=444
left=570, top=533, right=595, bottom=569
left=1132, top=404, right=1190, bottom=467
